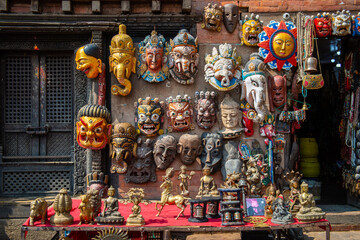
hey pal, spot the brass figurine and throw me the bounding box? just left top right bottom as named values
left=284, top=170, right=303, bottom=214
left=126, top=188, right=145, bottom=226
left=96, top=186, right=124, bottom=225
left=271, top=197, right=293, bottom=224
left=296, top=182, right=325, bottom=221
left=79, top=193, right=95, bottom=225
left=197, top=165, right=220, bottom=198
left=50, top=188, right=73, bottom=226
left=264, top=184, right=277, bottom=219
left=178, top=165, right=195, bottom=196
left=29, top=198, right=48, bottom=226
left=245, top=154, right=268, bottom=197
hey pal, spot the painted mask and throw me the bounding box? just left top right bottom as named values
left=138, top=30, right=169, bottom=83
left=194, top=91, right=217, bottom=130
left=260, top=114, right=276, bottom=139
left=314, top=13, right=332, bottom=38
left=352, top=12, right=360, bottom=37
left=222, top=141, right=241, bottom=180
left=220, top=94, right=243, bottom=139
left=177, top=134, right=202, bottom=165
left=258, top=20, right=297, bottom=71
left=240, top=13, right=263, bottom=47
left=169, top=29, right=199, bottom=85
left=223, top=4, right=239, bottom=33
left=109, top=24, right=136, bottom=96
left=240, top=101, right=256, bottom=137
left=201, top=3, right=223, bottom=32
left=166, top=95, right=194, bottom=132
left=332, top=10, right=351, bottom=36
left=76, top=104, right=111, bottom=150
left=126, top=139, right=156, bottom=184
left=110, top=122, right=137, bottom=174
left=204, top=43, right=242, bottom=91
left=241, top=53, right=268, bottom=122
left=153, top=134, right=177, bottom=170
left=135, top=97, right=164, bottom=137
left=75, top=43, right=102, bottom=79
left=268, top=75, right=287, bottom=112
left=200, top=132, right=223, bottom=174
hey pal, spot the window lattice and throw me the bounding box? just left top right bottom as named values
left=3, top=171, right=70, bottom=193
left=5, top=56, right=32, bottom=124
left=4, top=133, right=31, bottom=156
left=47, top=132, right=72, bottom=156
left=46, top=56, right=72, bottom=123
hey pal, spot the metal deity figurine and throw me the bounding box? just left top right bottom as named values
left=126, top=188, right=145, bottom=226
left=96, top=186, right=124, bottom=225
left=201, top=3, right=223, bottom=32
left=178, top=165, right=195, bottom=196
left=352, top=12, right=360, bottom=37
left=268, top=75, right=287, bottom=113
left=197, top=165, right=220, bottom=198
left=222, top=141, right=242, bottom=181
left=29, top=198, right=48, bottom=226
left=177, top=134, right=202, bottom=165
left=134, top=97, right=165, bottom=137
left=169, top=29, right=199, bottom=85
left=223, top=3, right=239, bottom=33
left=245, top=154, right=268, bottom=197
left=313, top=12, right=332, bottom=38
left=241, top=53, right=268, bottom=123
left=153, top=134, right=177, bottom=170
left=138, top=30, right=169, bottom=83
left=220, top=94, right=244, bottom=139
left=110, top=122, right=137, bottom=174
left=284, top=170, right=303, bottom=214
left=200, top=132, right=223, bottom=174
left=332, top=10, right=351, bottom=36
left=50, top=189, right=73, bottom=225
left=239, top=13, right=263, bottom=47
left=204, top=43, right=242, bottom=91
left=296, top=182, right=325, bottom=221
left=109, top=24, right=136, bottom=96
left=166, top=95, right=194, bottom=132
left=194, top=91, right=217, bottom=130
left=78, top=192, right=95, bottom=225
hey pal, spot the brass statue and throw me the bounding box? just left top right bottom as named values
left=196, top=165, right=220, bottom=198
left=177, top=165, right=195, bottom=197
left=155, top=168, right=189, bottom=220
left=296, top=182, right=325, bottom=221
left=245, top=154, right=268, bottom=197
left=264, top=184, right=277, bottom=219
left=50, top=188, right=73, bottom=225
left=79, top=193, right=95, bottom=225
left=126, top=188, right=145, bottom=226
left=29, top=198, right=48, bottom=226
left=283, top=170, right=303, bottom=214
left=96, top=186, right=124, bottom=224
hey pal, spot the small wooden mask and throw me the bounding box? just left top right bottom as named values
left=166, top=95, right=194, bottom=132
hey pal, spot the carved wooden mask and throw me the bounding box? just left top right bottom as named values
left=194, top=91, right=217, bottom=130
left=135, top=97, right=164, bottom=137
left=177, top=134, right=202, bottom=165
left=166, top=95, right=194, bottom=132
left=200, top=132, right=223, bottom=174
left=153, top=134, right=177, bottom=170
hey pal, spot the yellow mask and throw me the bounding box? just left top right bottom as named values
left=271, top=32, right=295, bottom=59
left=75, top=45, right=102, bottom=79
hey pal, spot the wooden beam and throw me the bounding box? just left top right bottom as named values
left=182, top=0, right=191, bottom=13
left=152, top=0, right=161, bottom=13
left=31, top=0, right=40, bottom=13
left=121, top=0, right=130, bottom=14
left=0, top=0, right=8, bottom=12
left=62, top=0, right=71, bottom=13
left=92, top=0, right=101, bottom=14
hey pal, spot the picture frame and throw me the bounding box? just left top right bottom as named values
left=245, top=198, right=266, bottom=216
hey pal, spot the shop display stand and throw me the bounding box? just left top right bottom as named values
left=218, top=188, right=245, bottom=226
left=206, top=197, right=221, bottom=219
left=188, top=199, right=208, bottom=223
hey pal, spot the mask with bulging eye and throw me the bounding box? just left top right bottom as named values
left=240, top=13, right=263, bottom=47
left=268, top=75, right=287, bottom=112
left=194, top=91, right=217, bottom=130
left=135, top=97, right=165, bottom=137
left=166, top=95, right=194, bottom=132
left=153, top=134, right=177, bottom=170
left=223, top=4, right=239, bottom=33
left=201, top=3, right=223, bottom=32
left=177, top=134, right=202, bottom=165
left=314, top=13, right=332, bottom=37
left=332, top=10, right=351, bottom=36
left=200, top=132, right=223, bottom=174
left=76, top=104, right=112, bottom=150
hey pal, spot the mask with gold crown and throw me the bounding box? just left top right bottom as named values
left=332, top=10, right=351, bottom=36
left=201, top=3, right=223, bottom=32
left=240, top=13, right=263, bottom=47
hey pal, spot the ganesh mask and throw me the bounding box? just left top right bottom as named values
left=314, top=13, right=332, bottom=37
left=268, top=75, right=287, bottom=112
left=204, top=43, right=242, bottom=91
left=135, top=97, right=164, bottom=137
left=223, top=4, right=239, bottom=33
left=138, top=30, right=169, bottom=83
left=169, top=29, right=199, bottom=85
left=201, top=3, right=223, bottom=32
left=200, top=132, right=223, bottom=174
left=76, top=104, right=111, bottom=150
left=332, top=10, right=351, bottom=36
left=153, top=134, right=177, bottom=170
left=194, top=91, right=217, bottom=129
left=75, top=44, right=102, bottom=79
left=177, top=134, right=202, bottom=165
left=110, top=122, right=137, bottom=174
left=166, top=95, right=194, bottom=132
left=240, top=13, right=263, bottom=47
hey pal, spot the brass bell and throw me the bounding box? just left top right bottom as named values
left=304, top=56, right=318, bottom=73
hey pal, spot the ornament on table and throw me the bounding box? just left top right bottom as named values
left=260, top=114, right=276, bottom=139
left=75, top=43, right=103, bottom=79
left=110, top=122, right=137, bottom=174
left=245, top=154, right=268, bottom=197
left=258, top=20, right=297, bottom=71
left=29, top=198, right=48, bottom=226
left=177, top=134, right=202, bottom=165
left=274, top=134, right=285, bottom=153
left=201, top=3, right=223, bottom=32
left=238, top=141, right=251, bottom=161
left=197, top=165, right=220, bottom=198
left=200, top=132, right=223, bottom=174
left=352, top=12, right=360, bottom=36
left=223, top=3, right=239, bottom=33
left=222, top=141, right=242, bottom=181
left=155, top=168, right=189, bottom=220
left=240, top=101, right=255, bottom=137
left=126, top=188, right=145, bottom=226
left=219, top=94, right=244, bottom=139
left=332, top=10, right=351, bottom=36
left=78, top=192, right=96, bottom=225
left=241, top=53, right=268, bottom=122
left=264, top=184, right=277, bottom=219
left=271, top=197, right=293, bottom=224
left=295, top=182, right=325, bottom=221
left=275, top=115, right=291, bottom=134
left=178, top=165, right=196, bottom=197
left=194, top=91, right=217, bottom=130
left=274, top=155, right=285, bottom=190
left=96, top=186, right=124, bottom=225
left=153, top=134, right=177, bottom=170
left=268, top=75, right=287, bottom=112
left=134, top=97, right=165, bottom=137
left=166, top=95, right=194, bottom=132
left=109, top=24, right=136, bottom=96
left=313, top=12, right=332, bottom=38
left=283, top=170, right=303, bottom=214
left=204, top=43, right=242, bottom=91
left=138, top=30, right=169, bottom=83
left=50, top=188, right=73, bottom=225
left=126, top=138, right=157, bottom=184
left=169, top=29, right=199, bottom=85
left=239, top=13, right=263, bottom=47
left=76, top=104, right=112, bottom=150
